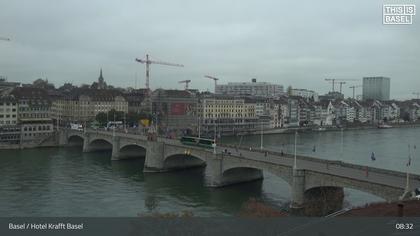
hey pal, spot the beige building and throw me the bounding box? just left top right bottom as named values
left=52, top=89, right=128, bottom=124
left=198, top=96, right=260, bottom=136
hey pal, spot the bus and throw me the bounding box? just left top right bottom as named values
left=106, top=121, right=123, bottom=130
left=180, top=136, right=215, bottom=149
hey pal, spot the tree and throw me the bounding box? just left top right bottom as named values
left=95, top=112, right=108, bottom=126
left=95, top=109, right=125, bottom=126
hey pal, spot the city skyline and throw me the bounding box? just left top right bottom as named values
left=0, top=0, right=419, bottom=99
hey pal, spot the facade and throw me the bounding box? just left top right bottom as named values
left=287, top=98, right=299, bottom=126
left=363, top=77, right=390, bottom=101
left=198, top=95, right=265, bottom=136
left=215, top=79, right=284, bottom=98
left=0, top=95, right=18, bottom=126
left=51, top=89, right=128, bottom=124
left=10, top=87, right=54, bottom=143
left=151, top=89, right=198, bottom=135
left=123, top=89, right=148, bottom=114
left=0, top=95, right=19, bottom=144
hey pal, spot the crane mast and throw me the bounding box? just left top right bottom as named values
left=349, top=85, right=362, bottom=99
left=204, top=75, right=219, bottom=93
left=325, top=78, right=358, bottom=93
left=134, top=54, right=184, bottom=135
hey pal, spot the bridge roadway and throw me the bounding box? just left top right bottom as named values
left=59, top=129, right=420, bottom=215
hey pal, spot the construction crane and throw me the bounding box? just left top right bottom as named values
left=135, top=54, right=184, bottom=91
left=204, top=75, right=219, bottom=93
left=179, top=80, right=191, bottom=90
left=413, top=92, right=420, bottom=99
left=349, top=85, right=362, bottom=99
left=337, top=82, right=347, bottom=94
left=325, top=78, right=358, bottom=93
left=0, top=37, right=10, bottom=41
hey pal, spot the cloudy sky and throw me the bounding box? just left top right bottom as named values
left=0, top=0, right=419, bottom=99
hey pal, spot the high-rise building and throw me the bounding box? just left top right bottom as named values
left=362, top=77, right=390, bottom=101
left=215, top=79, right=284, bottom=97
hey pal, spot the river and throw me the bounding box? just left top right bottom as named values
left=0, top=127, right=419, bottom=216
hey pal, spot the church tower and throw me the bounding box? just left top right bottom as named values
left=98, top=68, right=106, bottom=89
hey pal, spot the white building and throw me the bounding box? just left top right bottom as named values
left=0, top=95, right=18, bottom=126
left=215, top=79, right=284, bottom=98
left=290, top=89, right=319, bottom=102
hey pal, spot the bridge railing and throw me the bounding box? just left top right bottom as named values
left=218, top=143, right=420, bottom=180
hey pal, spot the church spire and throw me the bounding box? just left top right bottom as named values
left=99, top=68, right=104, bottom=82
left=98, top=68, right=106, bottom=89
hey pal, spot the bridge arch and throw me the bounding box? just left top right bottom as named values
left=87, top=138, right=113, bottom=152
left=304, top=171, right=402, bottom=201
left=221, top=158, right=293, bottom=187
left=220, top=167, right=264, bottom=186
left=67, top=134, right=84, bottom=146
left=119, top=143, right=147, bottom=160
left=163, top=153, right=206, bottom=170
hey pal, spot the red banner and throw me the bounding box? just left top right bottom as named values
left=170, top=103, right=186, bottom=115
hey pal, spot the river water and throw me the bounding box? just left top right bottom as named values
left=0, top=127, right=419, bottom=216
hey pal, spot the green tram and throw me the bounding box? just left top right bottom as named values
left=180, top=136, right=215, bottom=149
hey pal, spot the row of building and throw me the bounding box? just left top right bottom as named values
left=0, top=72, right=413, bottom=143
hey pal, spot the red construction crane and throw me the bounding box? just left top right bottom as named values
left=135, top=54, right=184, bottom=91
left=204, top=75, right=219, bottom=93
left=349, top=85, right=362, bottom=99
left=179, top=80, right=191, bottom=90
left=325, top=78, right=358, bottom=93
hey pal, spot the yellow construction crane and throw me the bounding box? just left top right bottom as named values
left=325, top=78, right=358, bottom=93
left=349, top=85, right=362, bottom=99
left=179, top=80, right=191, bottom=90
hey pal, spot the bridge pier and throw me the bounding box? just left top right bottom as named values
left=82, top=133, right=91, bottom=152
left=144, top=141, right=165, bottom=172
left=58, top=131, right=68, bottom=146
left=290, top=169, right=306, bottom=215
left=111, top=136, right=121, bottom=161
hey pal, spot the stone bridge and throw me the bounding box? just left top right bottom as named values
left=59, top=129, right=420, bottom=216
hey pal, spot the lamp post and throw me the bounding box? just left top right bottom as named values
left=204, top=76, right=219, bottom=155
left=260, top=119, right=264, bottom=150
left=294, top=130, right=298, bottom=169
left=340, top=127, right=344, bottom=161
left=404, top=144, right=411, bottom=198
left=198, top=115, right=201, bottom=138
left=113, top=113, right=116, bottom=137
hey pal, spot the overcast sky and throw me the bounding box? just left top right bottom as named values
left=0, top=0, right=419, bottom=99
